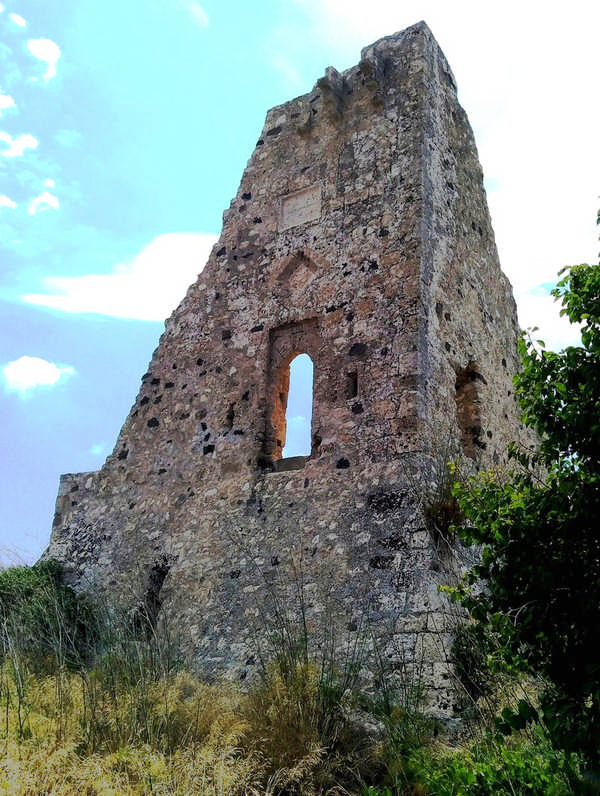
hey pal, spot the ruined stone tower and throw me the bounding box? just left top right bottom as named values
left=47, top=23, right=523, bottom=714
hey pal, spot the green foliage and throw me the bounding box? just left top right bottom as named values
left=374, top=705, right=439, bottom=793
left=364, top=729, right=577, bottom=795
left=518, top=267, right=600, bottom=467
left=0, top=559, right=98, bottom=670
left=449, top=214, right=600, bottom=770
left=409, top=730, right=576, bottom=795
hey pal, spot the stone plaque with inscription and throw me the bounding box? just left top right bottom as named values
left=280, top=184, right=321, bottom=230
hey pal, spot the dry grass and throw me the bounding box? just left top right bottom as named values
left=0, top=668, right=263, bottom=794
left=0, top=659, right=384, bottom=795
left=1, top=739, right=263, bottom=794
left=242, top=660, right=382, bottom=794
left=0, top=561, right=428, bottom=794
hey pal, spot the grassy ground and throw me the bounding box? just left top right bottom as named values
left=0, top=657, right=578, bottom=794
left=0, top=561, right=581, bottom=795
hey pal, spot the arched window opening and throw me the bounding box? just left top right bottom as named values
left=265, top=318, right=319, bottom=467
left=280, top=353, right=313, bottom=458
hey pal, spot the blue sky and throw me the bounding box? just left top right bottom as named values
left=1, top=0, right=599, bottom=564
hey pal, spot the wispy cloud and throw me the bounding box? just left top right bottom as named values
left=0, top=132, right=38, bottom=157
left=8, top=12, right=26, bottom=27
left=2, top=355, right=76, bottom=398
left=21, top=232, right=218, bottom=321
left=28, top=189, right=59, bottom=214
left=0, top=92, right=16, bottom=115
left=0, top=194, right=17, bottom=210
left=89, top=443, right=106, bottom=457
left=27, top=38, right=61, bottom=82
left=54, top=129, right=81, bottom=147
left=177, top=0, right=209, bottom=27
left=269, top=53, right=305, bottom=93
left=188, top=1, right=209, bottom=27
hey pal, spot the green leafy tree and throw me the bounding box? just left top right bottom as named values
left=451, top=212, right=600, bottom=769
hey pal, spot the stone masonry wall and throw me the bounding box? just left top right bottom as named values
left=47, top=23, right=525, bottom=716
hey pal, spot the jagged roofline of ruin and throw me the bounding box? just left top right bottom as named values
left=257, top=21, right=456, bottom=123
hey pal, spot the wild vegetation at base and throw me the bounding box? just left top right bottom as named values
left=0, top=558, right=582, bottom=794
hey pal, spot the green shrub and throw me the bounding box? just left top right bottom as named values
left=0, top=559, right=98, bottom=670
left=409, top=730, right=577, bottom=796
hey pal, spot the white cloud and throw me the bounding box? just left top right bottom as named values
left=27, top=38, right=61, bottom=82
left=28, top=190, right=60, bottom=214
left=0, top=132, right=38, bottom=157
left=187, top=1, right=209, bottom=26
left=515, top=291, right=581, bottom=352
left=177, top=0, right=209, bottom=27
left=0, top=93, right=16, bottom=116
left=2, top=356, right=76, bottom=399
left=9, top=12, right=26, bottom=27
left=21, top=232, right=218, bottom=321
left=0, top=195, right=17, bottom=210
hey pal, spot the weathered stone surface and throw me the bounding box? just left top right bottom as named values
left=46, top=22, right=526, bottom=715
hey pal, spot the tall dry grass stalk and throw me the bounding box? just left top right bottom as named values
left=1, top=669, right=263, bottom=795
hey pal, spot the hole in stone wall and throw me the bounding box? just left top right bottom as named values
left=133, top=557, right=171, bottom=636
left=455, top=363, right=487, bottom=459
left=345, top=370, right=358, bottom=399
left=280, top=353, right=314, bottom=458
